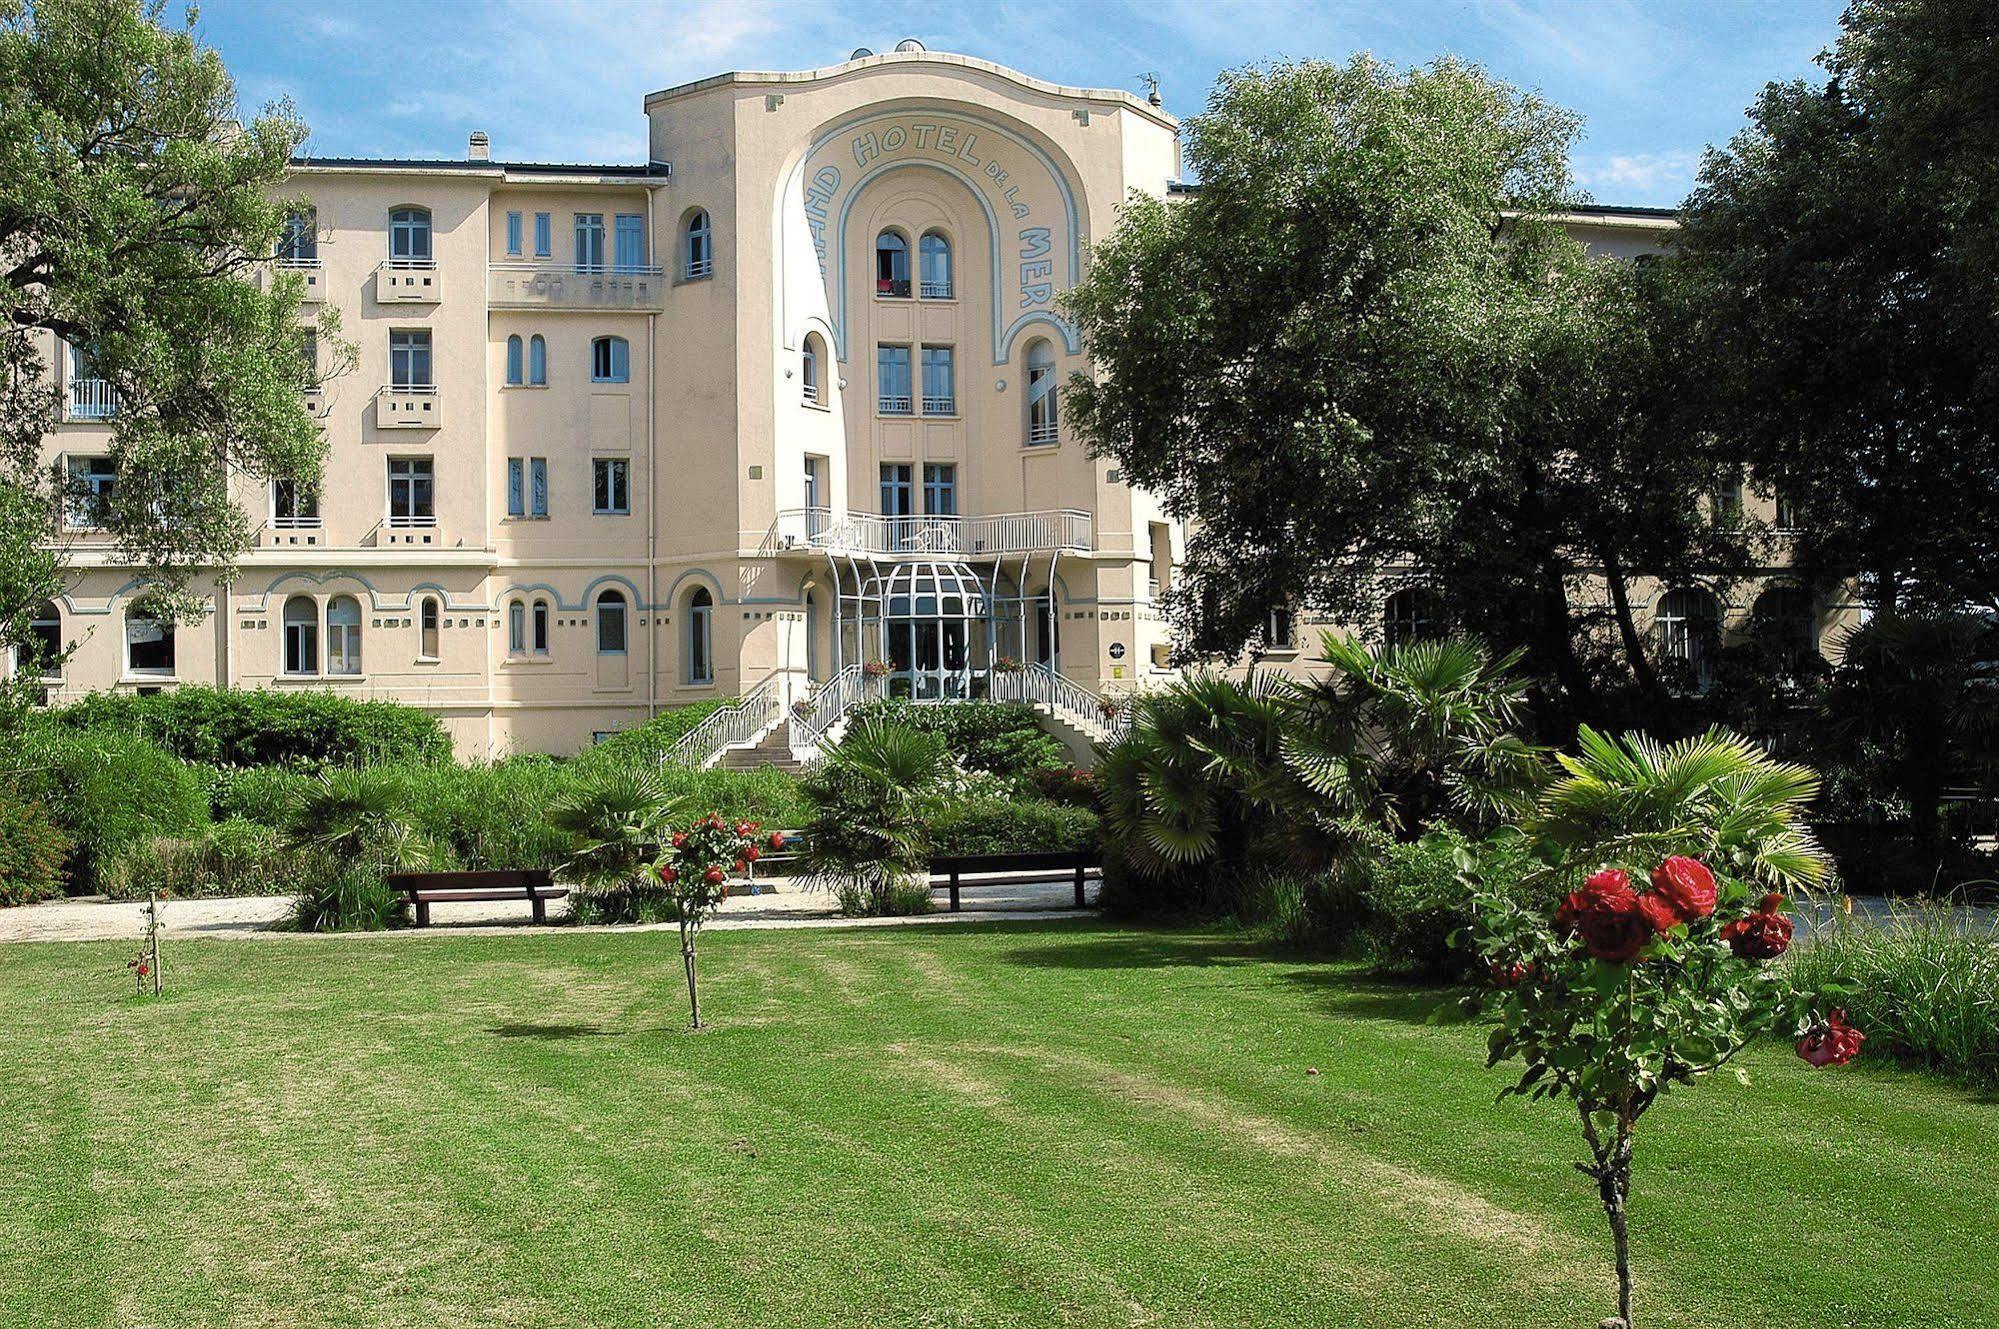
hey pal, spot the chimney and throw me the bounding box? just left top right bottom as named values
left=467, top=130, right=490, bottom=161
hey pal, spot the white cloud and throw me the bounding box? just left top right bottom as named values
left=1573, top=148, right=1702, bottom=200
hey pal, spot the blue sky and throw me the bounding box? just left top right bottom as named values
left=199, top=0, right=1848, bottom=207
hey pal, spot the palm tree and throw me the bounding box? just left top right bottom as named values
left=795, top=719, right=950, bottom=914
left=549, top=768, right=680, bottom=902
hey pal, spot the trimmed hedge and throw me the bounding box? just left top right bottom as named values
left=48, top=686, right=451, bottom=769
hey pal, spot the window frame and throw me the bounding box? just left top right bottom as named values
left=922, top=463, right=957, bottom=517
left=124, top=609, right=175, bottom=678
left=919, top=231, right=953, bottom=298
left=682, top=209, right=712, bottom=280
left=505, top=334, right=524, bottom=386
left=528, top=334, right=547, bottom=386
left=326, top=595, right=363, bottom=676
left=874, top=229, right=911, bottom=298
left=685, top=588, right=714, bottom=685
left=505, top=210, right=523, bottom=257
left=876, top=343, right=912, bottom=415
left=920, top=344, right=955, bottom=415
left=388, top=207, right=433, bottom=263
left=596, top=590, right=628, bottom=654
left=593, top=457, right=631, bottom=515
left=1025, top=339, right=1059, bottom=444
left=591, top=335, right=630, bottom=384
left=533, top=211, right=552, bottom=258
left=387, top=456, right=435, bottom=525
left=282, top=595, right=320, bottom=677
left=573, top=212, right=605, bottom=272
left=389, top=329, right=433, bottom=388
left=418, top=596, right=441, bottom=662
left=24, top=601, right=63, bottom=680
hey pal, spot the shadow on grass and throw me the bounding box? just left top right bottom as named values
left=488, top=1022, right=615, bottom=1040
left=1278, top=971, right=1472, bottom=1026
left=1000, top=932, right=1271, bottom=971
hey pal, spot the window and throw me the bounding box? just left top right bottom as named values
left=1026, top=339, right=1058, bottom=443
left=507, top=457, right=548, bottom=518
left=683, top=209, right=712, bottom=279
left=1753, top=585, right=1819, bottom=679
left=390, top=329, right=432, bottom=387
left=1713, top=476, right=1744, bottom=521
left=686, top=587, right=714, bottom=684
left=532, top=599, right=551, bottom=655
left=880, top=463, right=914, bottom=517
left=877, top=344, right=912, bottom=414
left=574, top=213, right=605, bottom=271
left=533, top=211, right=552, bottom=257
left=919, top=231, right=952, bottom=298
left=593, top=457, right=630, bottom=515
left=529, top=334, right=547, bottom=386
left=801, top=334, right=824, bottom=405
left=1656, top=587, right=1721, bottom=689
left=65, top=455, right=116, bottom=527
left=272, top=478, right=318, bottom=527
left=505, top=210, right=523, bottom=257
left=506, top=335, right=524, bottom=386
left=125, top=609, right=175, bottom=676
left=597, top=591, right=628, bottom=654
left=283, top=595, right=319, bottom=675
left=1266, top=608, right=1296, bottom=652
left=921, top=345, right=955, bottom=414
left=298, top=330, right=319, bottom=389
left=419, top=597, right=441, bottom=661
left=591, top=336, right=629, bottom=383
left=1775, top=490, right=1802, bottom=530
left=22, top=601, right=62, bottom=679
left=923, top=463, right=956, bottom=516
left=280, top=209, right=317, bottom=264
left=1383, top=588, right=1442, bottom=647
left=326, top=595, right=362, bottom=676
left=614, top=214, right=646, bottom=271
left=388, top=207, right=432, bottom=262
left=875, top=230, right=910, bottom=297
left=67, top=343, right=116, bottom=420
left=388, top=457, right=434, bottom=525
left=508, top=600, right=527, bottom=655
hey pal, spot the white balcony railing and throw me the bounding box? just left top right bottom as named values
left=879, top=395, right=913, bottom=416
left=271, top=514, right=322, bottom=529
left=488, top=262, right=665, bottom=310
left=376, top=259, right=440, bottom=302
left=921, top=395, right=956, bottom=415
left=385, top=513, right=437, bottom=529
left=1028, top=419, right=1059, bottom=445
left=768, top=507, right=1091, bottom=558
left=67, top=379, right=118, bottom=421
left=919, top=281, right=953, bottom=299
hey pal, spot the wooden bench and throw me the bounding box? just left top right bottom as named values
left=927, top=851, right=1101, bottom=911
left=385, top=869, right=566, bottom=927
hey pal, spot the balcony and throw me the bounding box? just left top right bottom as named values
left=921, top=395, right=956, bottom=415
left=375, top=384, right=439, bottom=429
left=879, top=394, right=913, bottom=416
left=66, top=379, right=118, bottom=422
left=488, top=262, right=665, bottom=311
left=919, top=281, right=953, bottom=299
left=272, top=257, right=323, bottom=303
left=1028, top=419, right=1059, bottom=445
left=375, top=259, right=440, bottom=303
left=767, top=508, right=1091, bottom=559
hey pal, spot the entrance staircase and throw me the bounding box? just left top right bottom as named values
left=714, top=724, right=805, bottom=774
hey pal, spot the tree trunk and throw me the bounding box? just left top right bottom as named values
left=1532, top=556, right=1599, bottom=725
left=679, top=918, right=702, bottom=1029
left=1597, top=1137, right=1636, bottom=1329
left=1601, top=548, right=1659, bottom=701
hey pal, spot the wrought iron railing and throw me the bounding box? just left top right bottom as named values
left=788, top=665, right=887, bottom=751
left=768, top=508, right=1091, bottom=558
left=990, top=664, right=1130, bottom=743
left=666, top=675, right=784, bottom=768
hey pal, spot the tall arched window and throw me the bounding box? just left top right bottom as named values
left=283, top=595, right=319, bottom=675
left=505, top=335, right=524, bottom=386
left=388, top=207, right=432, bottom=262
left=1025, top=340, right=1058, bottom=444
left=508, top=600, right=527, bottom=655
left=23, top=601, right=62, bottom=679
left=596, top=590, right=628, bottom=654
left=326, top=595, right=362, bottom=675
left=592, top=336, right=629, bottom=383
left=1383, top=588, right=1443, bottom=647
left=683, top=209, right=712, bottom=279
left=532, top=598, right=551, bottom=655
left=528, top=334, right=547, bottom=385
left=919, top=231, right=953, bottom=298
left=686, top=587, right=714, bottom=684
left=419, top=596, right=441, bottom=661
left=801, top=334, right=824, bottom=406
left=1656, top=587, right=1720, bottom=689
left=875, top=229, right=910, bottom=297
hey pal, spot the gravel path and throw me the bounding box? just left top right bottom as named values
left=0, top=876, right=1098, bottom=944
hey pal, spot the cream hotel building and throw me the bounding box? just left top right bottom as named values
left=25, top=45, right=1701, bottom=759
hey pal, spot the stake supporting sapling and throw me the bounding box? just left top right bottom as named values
left=651, top=818, right=784, bottom=1030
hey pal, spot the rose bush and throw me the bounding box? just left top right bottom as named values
left=652, top=814, right=784, bottom=1029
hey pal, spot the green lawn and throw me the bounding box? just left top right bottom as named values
left=2, top=922, right=1992, bottom=1329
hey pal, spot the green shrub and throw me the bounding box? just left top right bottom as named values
left=208, top=764, right=313, bottom=825
left=1344, top=830, right=1543, bottom=978
left=1786, top=903, right=1999, bottom=1087
left=654, top=766, right=809, bottom=827
left=12, top=727, right=208, bottom=891
left=834, top=878, right=934, bottom=917
left=846, top=699, right=1067, bottom=781
left=47, top=686, right=451, bottom=769
left=569, top=700, right=733, bottom=773
left=926, top=799, right=1100, bottom=856
left=0, top=793, right=71, bottom=906
left=290, top=860, right=406, bottom=932
left=99, top=818, right=316, bottom=901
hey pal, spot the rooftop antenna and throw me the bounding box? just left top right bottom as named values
left=1141, top=72, right=1162, bottom=108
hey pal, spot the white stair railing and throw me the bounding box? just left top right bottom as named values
left=990, top=665, right=1129, bottom=743
left=665, top=675, right=784, bottom=768
left=788, top=665, right=888, bottom=751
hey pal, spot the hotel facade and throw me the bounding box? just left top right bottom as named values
left=19, top=46, right=1796, bottom=760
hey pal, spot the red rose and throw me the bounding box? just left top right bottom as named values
left=734, top=821, right=753, bottom=836
left=1721, top=893, right=1794, bottom=960
left=744, top=845, right=759, bottom=862
left=703, top=866, right=725, bottom=886
left=768, top=832, right=786, bottom=851
left=1797, top=1010, right=1865, bottom=1067
left=656, top=864, right=678, bottom=885
left=733, top=858, right=748, bottom=874
left=1579, top=897, right=1654, bottom=963
left=1557, top=869, right=1634, bottom=934
left=1642, top=856, right=1718, bottom=930
left=671, top=832, right=687, bottom=848
left=1487, top=960, right=1532, bottom=988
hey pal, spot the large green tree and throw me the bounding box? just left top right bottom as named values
left=1066, top=57, right=1737, bottom=729
left=1677, top=0, right=1999, bottom=614
left=0, top=0, right=336, bottom=699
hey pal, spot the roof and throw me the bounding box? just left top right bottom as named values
left=1165, top=179, right=1676, bottom=223
left=289, top=156, right=668, bottom=183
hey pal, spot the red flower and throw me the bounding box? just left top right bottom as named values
left=1642, top=856, right=1718, bottom=930
left=734, top=821, right=754, bottom=837
left=703, top=866, right=725, bottom=886
left=1721, top=893, right=1794, bottom=960
left=744, top=845, right=760, bottom=862
left=1488, top=960, right=1533, bottom=989
left=768, top=832, right=786, bottom=851
left=1797, top=1010, right=1865, bottom=1067
left=656, top=864, right=678, bottom=885
left=1557, top=869, right=1634, bottom=934
left=732, top=858, right=748, bottom=874
left=1579, top=896, right=1654, bottom=963
left=671, top=832, right=687, bottom=849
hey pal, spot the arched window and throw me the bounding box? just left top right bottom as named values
left=125, top=609, right=175, bottom=677
left=1026, top=340, right=1058, bottom=444
left=1383, top=588, right=1443, bottom=647
left=1752, top=585, right=1818, bottom=672
left=283, top=595, right=319, bottom=675
left=682, top=209, right=712, bottom=279
left=532, top=598, right=551, bottom=655
left=528, top=334, right=547, bottom=386
left=919, top=231, right=953, bottom=298
left=388, top=207, right=432, bottom=262
left=508, top=600, right=527, bottom=655
left=326, top=595, right=362, bottom=675
left=1656, top=587, right=1721, bottom=689
left=591, top=336, right=629, bottom=383
left=801, top=333, right=824, bottom=406
left=22, top=601, right=62, bottom=679
left=596, top=590, right=627, bottom=654
left=686, top=587, right=714, bottom=684
left=875, top=229, right=910, bottom=297
left=419, top=596, right=441, bottom=661
left=505, top=335, right=524, bottom=386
